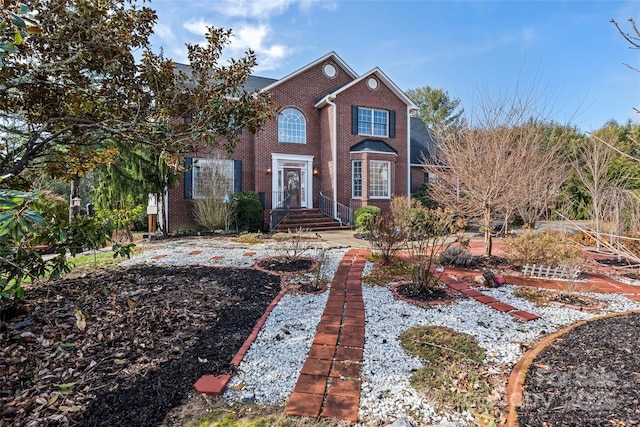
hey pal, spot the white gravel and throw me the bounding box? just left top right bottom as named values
left=122, top=240, right=640, bottom=426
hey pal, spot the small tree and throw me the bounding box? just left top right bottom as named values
left=367, top=212, right=407, bottom=265
left=403, top=204, right=466, bottom=294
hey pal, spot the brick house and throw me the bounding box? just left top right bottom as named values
left=161, top=52, right=437, bottom=233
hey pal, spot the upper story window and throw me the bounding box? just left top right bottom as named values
left=278, top=108, right=306, bottom=144
left=357, top=107, right=388, bottom=137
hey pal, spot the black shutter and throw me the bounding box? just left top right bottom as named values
left=351, top=105, right=358, bottom=135
left=389, top=110, right=396, bottom=138
left=184, top=157, right=193, bottom=199
left=233, top=160, right=242, bottom=193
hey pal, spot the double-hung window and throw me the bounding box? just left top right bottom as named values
left=192, top=159, right=235, bottom=199
left=369, top=160, right=390, bottom=199
left=357, top=107, right=388, bottom=137
left=352, top=160, right=363, bottom=198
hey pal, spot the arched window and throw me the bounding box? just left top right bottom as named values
left=278, top=108, right=306, bottom=144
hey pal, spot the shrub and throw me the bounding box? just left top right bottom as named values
left=439, top=245, right=473, bottom=267
left=404, top=206, right=466, bottom=293
left=367, top=213, right=407, bottom=265
left=412, top=182, right=438, bottom=208
left=235, top=191, right=264, bottom=232
left=505, top=231, right=583, bottom=268
left=354, top=205, right=381, bottom=232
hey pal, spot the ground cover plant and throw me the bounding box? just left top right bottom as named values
left=398, top=326, right=499, bottom=420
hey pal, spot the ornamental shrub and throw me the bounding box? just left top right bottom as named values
left=354, top=205, right=381, bottom=232
left=235, top=191, right=264, bottom=232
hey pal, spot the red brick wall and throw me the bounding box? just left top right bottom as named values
left=333, top=75, right=409, bottom=213
left=165, top=59, right=413, bottom=231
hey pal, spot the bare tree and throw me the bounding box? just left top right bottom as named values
left=426, top=85, right=570, bottom=256
left=569, top=134, right=630, bottom=250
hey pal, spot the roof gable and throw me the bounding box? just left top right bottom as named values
left=315, top=68, right=418, bottom=109
left=260, top=51, right=358, bottom=93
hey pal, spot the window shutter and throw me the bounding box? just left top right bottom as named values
left=184, top=157, right=193, bottom=199
left=233, top=160, right=242, bottom=193
left=389, top=110, right=396, bottom=138
left=351, top=105, right=358, bottom=135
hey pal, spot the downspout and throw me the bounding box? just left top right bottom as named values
left=407, top=106, right=412, bottom=204
left=326, top=96, right=338, bottom=220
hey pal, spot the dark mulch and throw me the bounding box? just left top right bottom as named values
left=517, top=313, right=640, bottom=426
left=469, top=255, right=513, bottom=270
left=595, top=257, right=631, bottom=267
left=257, top=257, right=315, bottom=273
left=548, top=293, right=603, bottom=309
left=1, top=266, right=280, bottom=427
left=394, top=283, right=452, bottom=303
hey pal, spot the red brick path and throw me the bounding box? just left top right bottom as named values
left=284, top=248, right=369, bottom=423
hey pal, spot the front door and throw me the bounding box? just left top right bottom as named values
left=284, top=168, right=301, bottom=208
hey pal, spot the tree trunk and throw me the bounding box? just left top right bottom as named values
left=483, top=206, right=493, bottom=257
left=69, top=176, right=81, bottom=220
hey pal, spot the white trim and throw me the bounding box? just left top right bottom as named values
left=261, top=52, right=358, bottom=93
left=315, top=68, right=418, bottom=109
left=350, top=150, right=398, bottom=156
left=326, top=96, right=338, bottom=218
left=271, top=153, right=314, bottom=209
left=407, top=105, right=412, bottom=203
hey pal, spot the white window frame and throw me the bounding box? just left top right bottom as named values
left=358, top=107, right=388, bottom=137
left=278, top=108, right=306, bottom=144
left=352, top=160, right=363, bottom=199
left=192, top=158, right=234, bottom=199
left=369, top=160, right=390, bottom=199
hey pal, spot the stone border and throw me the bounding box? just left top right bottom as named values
left=504, top=310, right=640, bottom=427
left=390, top=282, right=456, bottom=307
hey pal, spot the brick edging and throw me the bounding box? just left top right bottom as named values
left=503, top=310, right=640, bottom=427
left=194, top=276, right=289, bottom=395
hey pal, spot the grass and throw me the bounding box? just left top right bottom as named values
left=175, top=403, right=350, bottom=427
left=512, top=286, right=551, bottom=306
left=66, top=246, right=143, bottom=272
left=398, top=326, right=496, bottom=415
left=362, top=254, right=413, bottom=286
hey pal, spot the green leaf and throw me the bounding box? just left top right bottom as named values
left=10, top=14, right=26, bottom=29
left=54, top=382, right=77, bottom=393
left=18, top=4, right=29, bottom=14
left=0, top=42, right=18, bottom=53
left=14, top=29, right=22, bottom=45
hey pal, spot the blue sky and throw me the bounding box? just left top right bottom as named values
left=148, top=0, right=640, bottom=133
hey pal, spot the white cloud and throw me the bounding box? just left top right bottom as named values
left=211, top=0, right=294, bottom=19
left=229, top=23, right=289, bottom=71
left=183, top=19, right=210, bottom=37
left=154, top=23, right=176, bottom=42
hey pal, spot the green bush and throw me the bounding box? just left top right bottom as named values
left=354, top=205, right=381, bottom=232
left=235, top=191, right=264, bottom=232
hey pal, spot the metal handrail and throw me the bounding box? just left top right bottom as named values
left=269, top=192, right=290, bottom=231
left=319, top=192, right=353, bottom=227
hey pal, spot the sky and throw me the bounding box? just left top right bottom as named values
left=147, top=0, right=640, bottom=133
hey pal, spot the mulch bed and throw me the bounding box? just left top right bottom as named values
left=517, top=312, right=640, bottom=426
left=257, top=257, right=316, bottom=273
left=1, top=265, right=281, bottom=426
left=392, top=283, right=455, bottom=307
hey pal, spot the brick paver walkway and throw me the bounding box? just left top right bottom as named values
left=284, top=248, right=369, bottom=423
